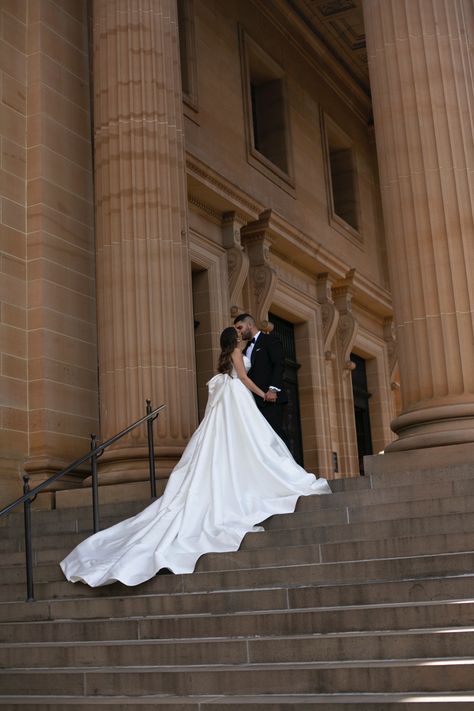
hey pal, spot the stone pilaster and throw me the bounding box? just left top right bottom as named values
left=25, top=0, right=97, bottom=489
left=92, top=0, right=196, bottom=481
left=363, top=0, right=474, bottom=453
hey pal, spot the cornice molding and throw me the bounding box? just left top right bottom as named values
left=186, top=153, right=262, bottom=219
left=188, top=193, right=222, bottom=221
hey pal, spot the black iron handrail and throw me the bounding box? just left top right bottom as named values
left=0, top=400, right=166, bottom=601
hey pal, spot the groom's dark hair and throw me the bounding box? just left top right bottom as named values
left=233, top=313, right=255, bottom=324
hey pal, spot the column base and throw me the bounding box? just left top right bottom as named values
left=0, top=457, right=25, bottom=508
left=23, top=455, right=88, bottom=490
left=81, top=444, right=185, bottom=486
left=364, top=441, right=474, bottom=477
left=55, top=478, right=169, bottom=510
left=386, top=402, right=474, bottom=452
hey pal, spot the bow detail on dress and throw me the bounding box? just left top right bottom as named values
left=206, top=373, right=230, bottom=408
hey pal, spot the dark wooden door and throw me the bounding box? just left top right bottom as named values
left=351, top=353, right=373, bottom=475
left=269, top=313, right=304, bottom=466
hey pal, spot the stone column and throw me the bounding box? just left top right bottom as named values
left=92, top=0, right=197, bottom=482
left=363, top=0, right=474, bottom=453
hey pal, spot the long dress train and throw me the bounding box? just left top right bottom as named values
left=60, top=359, right=331, bottom=587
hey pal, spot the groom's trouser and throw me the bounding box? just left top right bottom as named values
left=257, top=401, right=287, bottom=445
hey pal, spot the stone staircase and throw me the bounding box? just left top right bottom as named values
left=1, top=463, right=474, bottom=708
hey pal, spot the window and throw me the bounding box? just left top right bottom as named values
left=177, top=0, right=198, bottom=109
left=329, top=145, right=358, bottom=231
left=241, top=30, right=294, bottom=190
left=322, top=112, right=361, bottom=241
left=250, top=77, right=287, bottom=173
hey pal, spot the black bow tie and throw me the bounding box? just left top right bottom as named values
left=249, top=337, right=255, bottom=344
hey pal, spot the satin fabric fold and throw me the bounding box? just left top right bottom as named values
left=60, top=364, right=331, bottom=587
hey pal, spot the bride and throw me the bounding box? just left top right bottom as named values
left=60, top=326, right=331, bottom=587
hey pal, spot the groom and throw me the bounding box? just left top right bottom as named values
left=233, top=313, right=287, bottom=442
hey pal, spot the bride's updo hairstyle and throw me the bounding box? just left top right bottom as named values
left=217, top=326, right=238, bottom=375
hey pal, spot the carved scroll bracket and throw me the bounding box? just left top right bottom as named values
left=241, top=214, right=277, bottom=328
left=333, top=269, right=358, bottom=375
left=316, top=272, right=339, bottom=361
left=222, top=211, right=249, bottom=315
left=383, top=315, right=399, bottom=385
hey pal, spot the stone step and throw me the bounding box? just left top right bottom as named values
left=178, top=550, right=474, bottom=596
left=0, top=462, right=473, bottom=707
left=0, top=531, right=101, bottom=554
left=1, top=597, right=473, bottom=643
left=4, top=486, right=474, bottom=560
left=265, top=492, right=474, bottom=531
left=5, top=506, right=474, bottom=570
left=297, top=475, right=474, bottom=511
left=0, top=659, right=473, bottom=695
left=2, top=549, right=474, bottom=603
left=3, top=471, right=474, bottom=541
left=0, top=513, right=141, bottom=540
left=1, top=571, right=474, bottom=624
left=2, top=626, right=474, bottom=668
left=5, top=527, right=474, bottom=586
left=196, top=530, right=474, bottom=572
left=0, top=499, right=150, bottom=530
left=243, top=509, right=474, bottom=550
left=0, top=459, right=471, bottom=536
left=367, top=461, right=474, bottom=489
left=1, top=693, right=473, bottom=708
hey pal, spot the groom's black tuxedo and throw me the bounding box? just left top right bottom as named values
left=245, top=332, right=287, bottom=441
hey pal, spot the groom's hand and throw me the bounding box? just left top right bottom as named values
left=264, top=390, right=277, bottom=402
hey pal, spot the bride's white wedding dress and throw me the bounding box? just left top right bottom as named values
left=60, top=357, right=331, bottom=587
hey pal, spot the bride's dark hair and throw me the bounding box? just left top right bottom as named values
left=217, top=326, right=238, bottom=375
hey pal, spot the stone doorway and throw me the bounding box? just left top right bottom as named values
left=269, top=313, right=304, bottom=466
left=351, top=353, right=374, bottom=474
left=191, top=266, right=213, bottom=421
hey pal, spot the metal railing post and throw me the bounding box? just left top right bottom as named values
left=22, top=476, right=34, bottom=602
left=0, top=403, right=165, bottom=601
left=91, top=434, right=100, bottom=533
left=146, top=399, right=157, bottom=499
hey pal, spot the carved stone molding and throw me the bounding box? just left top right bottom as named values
left=241, top=213, right=278, bottom=327
left=186, top=152, right=262, bottom=218
left=316, top=272, right=339, bottom=360
left=188, top=193, right=222, bottom=221
left=222, top=211, right=249, bottom=313
left=333, top=269, right=358, bottom=374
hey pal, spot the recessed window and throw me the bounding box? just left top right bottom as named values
left=322, top=112, right=361, bottom=241
left=329, top=144, right=358, bottom=230
left=177, top=0, right=198, bottom=109
left=250, top=76, right=288, bottom=173
left=241, top=30, right=294, bottom=190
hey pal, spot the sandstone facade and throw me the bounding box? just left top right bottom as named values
left=0, top=0, right=472, bottom=505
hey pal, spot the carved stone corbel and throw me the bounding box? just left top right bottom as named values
left=333, top=269, right=358, bottom=375
left=383, top=316, right=399, bottom=387
left=222, top=212, right=249, bottom=316
left=241, top=213, right=277, bottom=328
left=316, top=273, right=339, bottom=361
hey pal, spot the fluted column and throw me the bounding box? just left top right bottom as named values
left=92, top=0, right=197, bottom=481
left=363, top=0, right=474, bottom=452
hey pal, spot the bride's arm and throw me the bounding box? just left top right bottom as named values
left=231, top=349, right=266, bottom=399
